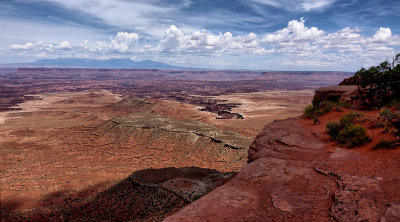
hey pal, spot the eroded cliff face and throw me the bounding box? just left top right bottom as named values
left=165, top=116, right=400, bottom=221
left=93, top=112, right=253, bottom=172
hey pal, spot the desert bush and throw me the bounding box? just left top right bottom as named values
left=337, top=125, right=371, bottom=148
left=339, top=112, right=363, bottom=128
left=326, top=121, right=340, bottom=138
left=379, top=108, right=394, bottom=121
left=336, top=101, right=351, bottom=108
left=320, top=100, right=334, bottom=113
left=305, top=100, right=348, bottom=119
left=312, top=97, right=321, bottom=108
left=376, top=108, right=400, bottom=129
left=304, top=105, right=314, bottom=118
left=373, top=139, right=394, bottom=150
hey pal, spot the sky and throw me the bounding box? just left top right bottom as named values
left=1, top=0, right=400, bottom=71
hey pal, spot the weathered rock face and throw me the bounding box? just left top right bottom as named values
left=315, top=166, right=385, bottom=222
left=248, top=118, right=326, bottom=162
left=313, top=85, right=358, bottom=103
left=165, top=117, right=400, bottom=221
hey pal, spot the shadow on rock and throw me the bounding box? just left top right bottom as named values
left=2, top=167, right=235, bottom=222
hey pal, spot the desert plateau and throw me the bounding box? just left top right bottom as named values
left=1, top=68, right=348, bottom=221
left=2, top=1, right=400, bottom=221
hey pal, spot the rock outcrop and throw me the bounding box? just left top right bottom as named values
left=314, top=85, right=358, bottom=103
left=164, top=118, right=334, bottom=221
left=165, top=115, right=400, bottom=221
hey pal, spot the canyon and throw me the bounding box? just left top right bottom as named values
left=0, top=68, right=361, bottom=221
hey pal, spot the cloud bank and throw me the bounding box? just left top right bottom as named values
left=8, top=19, right=400, bottom=70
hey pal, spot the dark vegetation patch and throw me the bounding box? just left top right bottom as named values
left=303, top=99, right=350, bottom=119
left=336, top=125, right=371, bottom=148
left=346, top=54, right=400, bottom=108
left=325, top=112, right=371, bottom=148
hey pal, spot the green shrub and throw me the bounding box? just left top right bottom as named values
left=373, top=139, right=394, bottom=150
left=320, top=100, right=334, bottom=113
left=304, top=105, right=314, bottom=118
left=326, top=121, right=340, bottom=138
left=379, top=108, right=394, bottom=121
left=305, top=100, right=347, bottom=119
left=312, top=97, right=321, bottom=108
left=339, top=112, right=363, bottom=128
left=337, top=125, right=371, bottom=148
left=336, top=101, right=351, bottom=108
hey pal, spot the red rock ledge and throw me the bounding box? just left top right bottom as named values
left=164, top=116, right=400, bottom=221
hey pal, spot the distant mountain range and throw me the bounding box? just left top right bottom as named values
left=5, top=58, right=188, bottom=69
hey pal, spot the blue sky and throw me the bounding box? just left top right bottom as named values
left=1, top=0, right=400, bottom=71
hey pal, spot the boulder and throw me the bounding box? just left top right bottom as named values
left=314, top=85, right=358, bottom=103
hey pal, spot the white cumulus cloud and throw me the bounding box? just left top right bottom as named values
left=262, top=18, right=324, bottom=43
left=160, top=25, right=184, bottom=52
left=373, top=27, right=392, bottom=42
left=95, top=32, right=139, bottom=53
left=56, top=41, right=72, bottom=50
left=159, top=25, right=267, bottom=54
left=10, top=42, right=35, bottom=50
left=111, top=32, right=139, bottom=52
